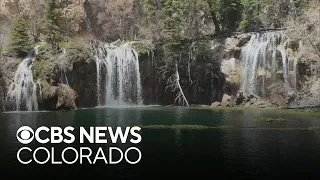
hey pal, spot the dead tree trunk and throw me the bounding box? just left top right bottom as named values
left=165, top=61, right=189, bottom=107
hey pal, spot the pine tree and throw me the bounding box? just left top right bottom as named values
left=163, top=0, right=185, bottom=62
left=9, top=15, right=33, bottom=57
left=218, top=0, right=242, bottom=32
left=43, top=0, right=66, bottom=49
left=239, top=0, right=260, bottom=32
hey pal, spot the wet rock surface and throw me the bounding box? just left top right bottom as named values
left=0, top=71, right=5, bottom=112
left=32, top=42, right=96, bottom=111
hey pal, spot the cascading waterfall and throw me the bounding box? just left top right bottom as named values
left=58, top=48, right=69, bottom=85
left=8, top=46, right=40, bottom=111
left=240, top=32, right=294, bottom=97
left=94, top=41, right=143, bottom=106
left=94, top=46, right=106, bottom=105
left=59, top=70, right=69, bottom=85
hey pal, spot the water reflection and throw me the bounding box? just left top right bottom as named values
left=0, top=107, right=319, bottom=177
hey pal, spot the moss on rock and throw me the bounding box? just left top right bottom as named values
left=131, top=41, right=155, bottom=55
left=32, top=42, right=88, bottom=111
left=33, top=44, right=58, bottom=85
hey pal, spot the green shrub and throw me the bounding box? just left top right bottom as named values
left=9, top=15, right=33, bottom=57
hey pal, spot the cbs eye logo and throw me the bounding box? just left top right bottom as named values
left=16, top=126, right=34, bottom=144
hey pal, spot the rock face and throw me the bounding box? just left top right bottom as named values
left=292, top=59, right=320, bottom=107
left=59, top=45, right=98, bottom=108
left=0, top=30, right=319, bottom=111
left=139, top=50, right=226, bottom=106
left=0, top=54, right=20, bottom=112
left=40, top=82, right=79, bottom=110
left=0, top=71, right=5, bottom=112
left=140, top=34, right=252, bottom=106
left=140, top=34, right=319, bottom=109
left=0, top=42, right=97, bottom=112
left=33, top=42, right=97, bottom=111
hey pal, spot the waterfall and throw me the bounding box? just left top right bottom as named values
left=94, top=46, right=106, bottom=105
left=240, top=32, right=292, bottom=97
left=94, top=41, right=143, bottom=106
left=58, top=48, right=69, bottom=85
left=59, top=70, right=69, bottom=85
left=8, top=46, right=40, bottom=111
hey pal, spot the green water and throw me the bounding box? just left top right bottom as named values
left=0, top=106, right=320, bottom=178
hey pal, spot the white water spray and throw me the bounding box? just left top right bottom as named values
left=94, top=41, right=143, bottom=106
left=241, top=32, right=293, bottom=97
left=8, top=46, right=40, bottom=111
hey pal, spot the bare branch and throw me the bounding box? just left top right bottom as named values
left=306, top=35, right=320, bottom=58
left=165, top=61, right=189, bottom=107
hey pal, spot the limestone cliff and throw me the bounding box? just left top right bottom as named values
left=33, top=41, right=97, bottom=110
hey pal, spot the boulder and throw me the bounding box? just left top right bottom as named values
left=286, top=90, right=296, bottom=104
left=40, top=82, right=79, bottom=111
left=254, top=100, right=273, bottom=108
left=235, top=90, right=246, bottom=105
left=56, top=84, right=79, bottom=110
left=270, top=95, right=286, bottom=107
left=249, top=96, right=258, bottom=105
left=210, top=102, right=221, bottom=108
left=221, top=94, right=232, bottom=107
left=236, top=33, right=252, bottom=47
left=224, top=33, right=251, bottom=50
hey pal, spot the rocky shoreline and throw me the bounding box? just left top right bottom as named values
left=190, top=104, right=320, bottom=114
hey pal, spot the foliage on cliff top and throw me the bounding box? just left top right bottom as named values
left=63, top=40, right=93, bottom=63
left=33, top=44, right=56, bottom=84
left=9, top=15, right=33, bottom=57
left=2, top=0, right=315, bottom=58
left=42, top=0, right=68, bottom=49
left=131, top=40, right=155, bottom=55
left=33, top=39, right=94, bottom=88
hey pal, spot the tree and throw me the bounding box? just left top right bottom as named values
left=220, top=0, right=242, bottom=32
left=25, top=0, right=45, bottom=42
left=42, top=0, right=66, bottom=49
left=134, top=0, right=165, bottom=44
left=162, top=0, right=190, bottom=107
left=206, top=0, right=221, bottom=35
left=239, top=0, right=260, bottom=32
left=86, top=0, right=134, bottom=41
left=9, top=15, right=33, bottom=57
left=163, top=0, right=185, bottom=61
left=104, top=0, right=134, bottom=40
left=206, top=0, right=243, bottom=34
left=4, top=0, right=46, bottom=42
